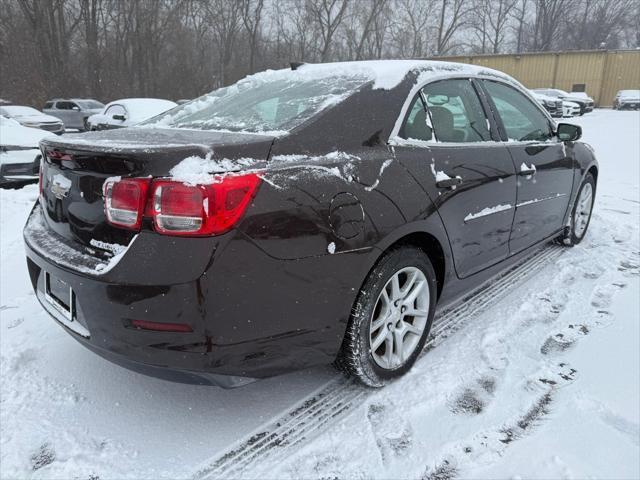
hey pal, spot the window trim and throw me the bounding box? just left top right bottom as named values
left=388, top=74, right=556, bottom=148
left=389, top=74, right=504, bottom=148
left=478, top=79, right=557, bottom=145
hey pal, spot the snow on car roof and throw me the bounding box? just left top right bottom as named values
left=261, top=59, right=516, bottom=90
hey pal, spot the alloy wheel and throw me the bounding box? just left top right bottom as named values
left=369, top=267, right=430, bottom=369
left=574, top=182, right=593, bottom=238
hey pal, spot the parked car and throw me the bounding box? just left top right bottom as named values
left=562, top=100, right=581, bottom=117
left=613, top=90, right=640, bottom=110
left=26, top=60, right=597, bottom=388
left=529, top=90, right=563, bottom=117
left=43, top=98, right=104, bottom=131
left=87, top=98, right=177, bottom=130
left=533, top=89, right=594, bottom=115
left=0, top=98, right=11, bottom=106
left=0, top=115, right=54, bottom=187
left=0, top=105, right=64, bottom=134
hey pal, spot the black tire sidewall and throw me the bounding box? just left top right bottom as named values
left=347, top=247, right=437, bottom=386
left=568, top=173, right=596, bottom=245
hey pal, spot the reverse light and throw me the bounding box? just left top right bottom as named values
left=103, top=178, right=150, bottom=230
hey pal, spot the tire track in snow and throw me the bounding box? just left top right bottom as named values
left=193, top=244, right=564, bottom=480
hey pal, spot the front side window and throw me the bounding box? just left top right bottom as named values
left=44, top=102, right=54, bottom=109
left=483, top=81, right=553, bottom=142
left=142, top=74, right=368, bottom=133
left=422, top=79, right=491, bottom=143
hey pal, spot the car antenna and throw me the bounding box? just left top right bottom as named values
left=290, top=62, right=305, bottom=71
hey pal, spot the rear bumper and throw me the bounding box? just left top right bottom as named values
left=24, top=202, right=366, bottom=385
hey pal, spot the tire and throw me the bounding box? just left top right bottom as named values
left=561, top=173, right=595, bottom=246
left=337, top=247, right=438, bottom=387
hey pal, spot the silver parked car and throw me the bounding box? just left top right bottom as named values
left=43, top=98, right=104, bottom=131
left=0, top=105, right=64, bottom=134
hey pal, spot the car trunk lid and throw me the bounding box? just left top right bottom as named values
left=39, top=128, right=274, bottom=249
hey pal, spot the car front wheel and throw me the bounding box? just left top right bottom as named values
left=338, top=247, right=437, bottom=387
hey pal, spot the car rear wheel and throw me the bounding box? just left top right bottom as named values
left=338, top=247, right=437, bottom=387
left=562, top=173, right=595, bottom=246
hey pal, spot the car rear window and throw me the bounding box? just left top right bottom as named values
left=142, top=74, right=369, bottom=134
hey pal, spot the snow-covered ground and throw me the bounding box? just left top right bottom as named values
left=1, top=110, right=638, bottom=479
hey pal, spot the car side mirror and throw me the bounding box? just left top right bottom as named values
left=557, top=123, right=582, bottom=142
left=112, top=114, right=126, bottom=121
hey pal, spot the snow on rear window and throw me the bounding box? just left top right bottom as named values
left=142, top=72, right=369, bottom=134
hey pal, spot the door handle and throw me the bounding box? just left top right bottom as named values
left=519, top=168, right=536, bottom=176
left=436, top=176, right=463, bottom=188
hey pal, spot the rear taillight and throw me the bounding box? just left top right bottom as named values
left=103, top=178, right=150, bottom=230
left=103, top=173, right=261, bottom=236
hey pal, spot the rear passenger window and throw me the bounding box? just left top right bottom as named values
left=483, top=81, right=553, bottom=142
left=422, top=79, right=491, bottom=143
left=44, top=102, right=54, bottom=109
left=399, top=95, right=433, bottom=142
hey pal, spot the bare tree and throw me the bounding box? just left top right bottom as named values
left=435, top=0, right=472, bottom=55
left=307, top=0, right=350, bottom=61
left=531, top=0, right=573, bottom=51
left=241, top=0, right=264, bottom=74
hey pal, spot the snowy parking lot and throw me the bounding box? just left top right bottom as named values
left=1, top=110, right=638, bottom=479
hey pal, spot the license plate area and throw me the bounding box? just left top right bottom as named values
left=44, top=271, right=75, bottom=321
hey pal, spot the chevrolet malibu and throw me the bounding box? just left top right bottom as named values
left=25, top=60, right=598, bottom=387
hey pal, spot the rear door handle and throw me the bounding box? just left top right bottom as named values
left=436, top=177, right=463, bottom=188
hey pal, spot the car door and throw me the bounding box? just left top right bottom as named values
left=480, top=80, right=574, bottom=254
left=66, top=101, right=82, bottom=129
left=54, top=101, right=73, bottom=127
left=393, top=78, right=518, bottom=278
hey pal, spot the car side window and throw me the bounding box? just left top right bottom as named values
left=44, top=101, right=54, bottom=109
left=399, top=94, right=433, bottom=142
left=421, top=79, right=491, bottom=143
left=483, top=81, right=553, bottom=142
left=56, top=101, right=72, bottom=110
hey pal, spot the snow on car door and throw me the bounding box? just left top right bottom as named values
left=482, top=80, right=574, bottom=254
left=394, top=78, right=517, bottom=279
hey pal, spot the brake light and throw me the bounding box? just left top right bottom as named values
left=103, top=173, right=261, bottom=236
left=103, top=178, right=150, bottom=230
left=150, top=173, right=261, bottom=236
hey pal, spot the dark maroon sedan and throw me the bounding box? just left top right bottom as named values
left=24, top=60, right=597, bottom=387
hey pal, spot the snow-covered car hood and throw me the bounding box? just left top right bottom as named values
left=530, top=91, right=558, bottom=103
left=11, top=112, right=62, bottom=123
left=0, top=120, right=55, bottom=147
left=566, top=93, right=594, bottom=103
